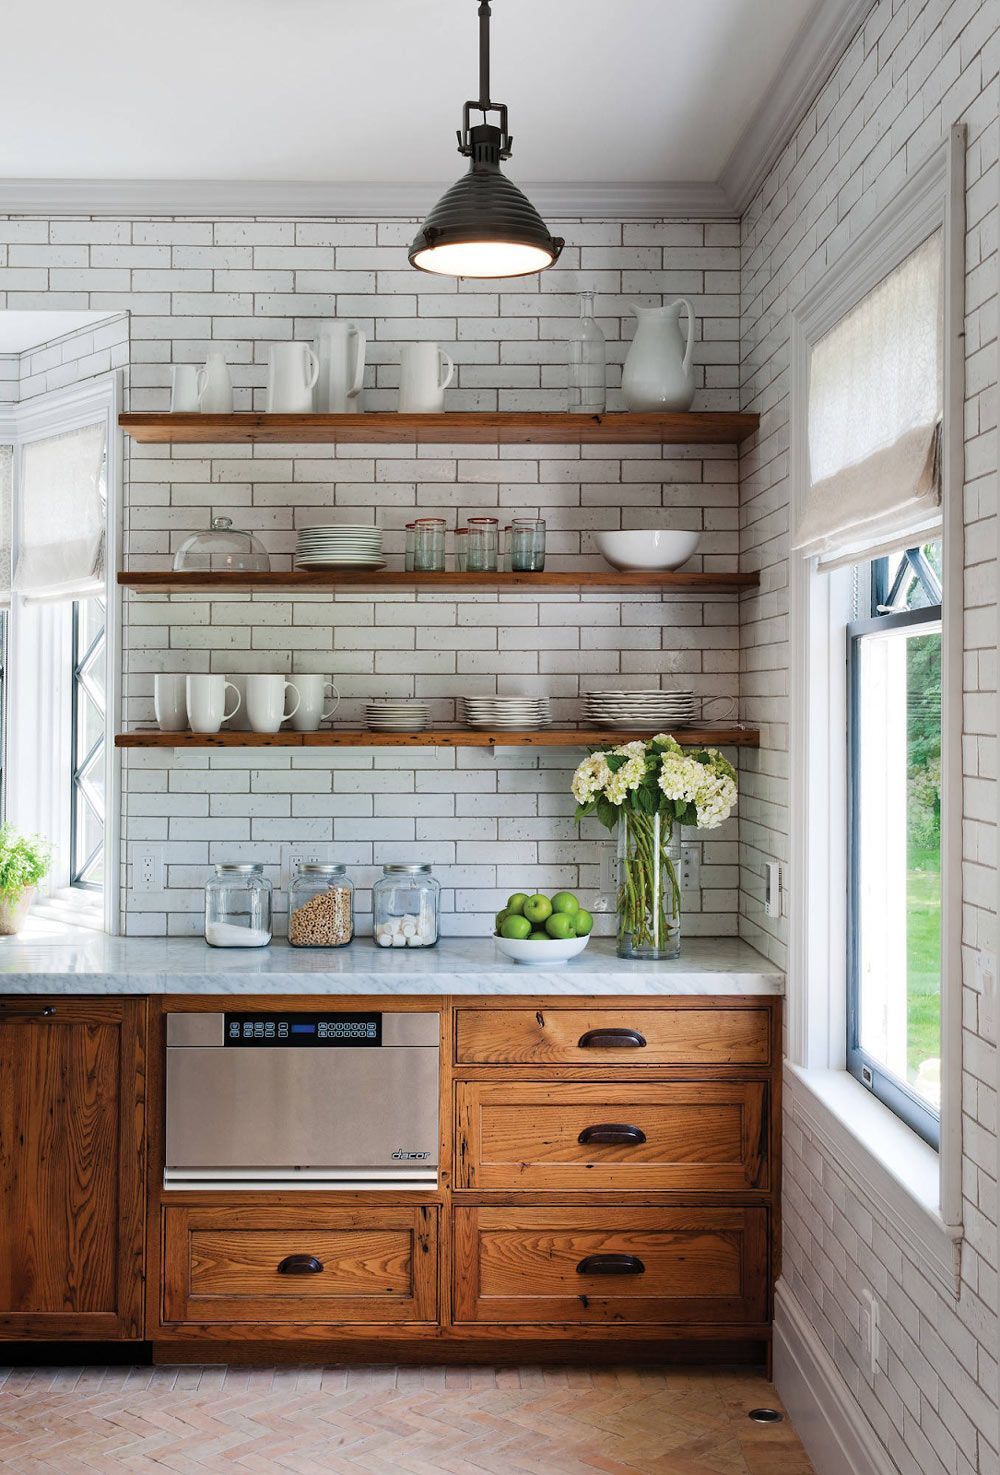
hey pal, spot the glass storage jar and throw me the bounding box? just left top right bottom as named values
left=174, top=516, right=270, bottom=573
left=287, top=863, right=354, bottom=948
left=373, top=863, right=440, bottom=948
left=205, top=863, right=272, bottom=947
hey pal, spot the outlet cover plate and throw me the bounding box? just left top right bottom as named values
left=132, top=845, right=164, bottom=894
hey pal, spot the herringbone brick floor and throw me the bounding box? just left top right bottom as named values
left=0, top=1363, right=815, bottom=1474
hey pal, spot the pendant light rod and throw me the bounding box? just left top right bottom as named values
left=477, top=0, right=491, bottom=110
left=458, top=0, right=511, bottom=160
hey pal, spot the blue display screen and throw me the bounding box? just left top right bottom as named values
left=291, top=1023, right=315, bottom=1034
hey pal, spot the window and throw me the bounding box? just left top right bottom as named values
left=848, top=542, right=942, bottom=1146
left=70, top=595, right=107, bottom=889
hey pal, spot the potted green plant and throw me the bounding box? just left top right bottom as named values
left=572, top=735, right=737, bottom=960
left=0, top=825, right=51, bottom=936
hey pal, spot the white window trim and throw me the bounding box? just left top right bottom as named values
left=787, top=126, right=966, bottom=1295
left=5, top=372, right=123, bottom=935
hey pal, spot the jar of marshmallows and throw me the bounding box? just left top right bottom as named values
left=372, top=863, right=440, bottom=948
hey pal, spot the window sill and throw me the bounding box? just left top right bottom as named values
left=24, top=889, right=104, bottom=936
left=784, top=1062, right=961, bottom=1299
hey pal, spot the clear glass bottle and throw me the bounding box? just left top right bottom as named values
left=567, top=290, right=606, bottom=414
left=510, top=517, right=546, bottom=572
left=287, top=863, right=354, bottom=948
left=373, top=863, right=440, bottom=948
left=413, top=517, right=446, bottom=572
left=205, top=863, right=272, bottom=947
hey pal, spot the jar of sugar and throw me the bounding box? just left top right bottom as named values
left=372, top=863, right=440, bottom=949
left=204, top=863, right=272, bottom=948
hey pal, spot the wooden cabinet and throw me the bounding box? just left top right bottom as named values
left=455, top=1004, right=772, bottom=1068
left=453, top=1206, right=768, bottom=1327
left=455, top=1080, right=769, bottom=1192
left=0, top=997, right=146, bottom=1340
left=161, top=1204, right=438, bottom=1329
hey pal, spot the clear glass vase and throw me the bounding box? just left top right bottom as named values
left=567, top=290, right=606, bottom=414
left=616, top=810, right=682, bottom=960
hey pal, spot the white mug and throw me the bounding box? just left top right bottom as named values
left=170, top=365, right=201, bottom=413
left=185, top=674, right=241, bottom=734
left=398, top=342, right=454, bottom=414
left=154, top=674, right=188, bottom=732
left=197, top=352, right=233, bottom=413
left=246, top=674, right=301, bottom=733
left=267, top=343, right=320, bottom=413
left=289, top=675, right=340, bottom=732
left=313, top=322, right=366, bottom=413
left=223, top=674, right=252, bottom=731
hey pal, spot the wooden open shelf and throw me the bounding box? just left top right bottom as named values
left=119, top=568, right=757, bottom=595
left=116, top=726, right=757, bottom=750
left=118, top=410, right=759, bottom=446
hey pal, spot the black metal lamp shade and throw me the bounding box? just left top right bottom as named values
left=409, top=155, right=564, bottom=280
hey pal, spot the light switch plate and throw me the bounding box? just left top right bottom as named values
left=764, top=861, right=781, bottom=918
left=975, top=951, right=996, bottom=1043
left=860, top=1289, right=880, bottom=1384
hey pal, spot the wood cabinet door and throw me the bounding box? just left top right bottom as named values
left=0, top=997, right=147, bottom=1339
left=453, top=1206, right=768, bottom=1327
left=454, top=1006, right=772, bottom=1068
left=161, top=1204, right=438, bottom=1328
left=455, top=1080, right=768, bottom=1191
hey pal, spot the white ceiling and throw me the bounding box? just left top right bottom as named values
left=2, top=0, right=824, bottom=192
left=0, top=311, right=119, bottom=354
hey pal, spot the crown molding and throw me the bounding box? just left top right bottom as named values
left=0, top=176, right=734, bottom=222
left=719, top=0, right=877, bottom=214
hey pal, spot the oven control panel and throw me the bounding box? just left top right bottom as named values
left=223, top=1012, right=382, bottom=1047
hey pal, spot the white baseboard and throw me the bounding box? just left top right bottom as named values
left=773, top=1280, right=900, bottom=1475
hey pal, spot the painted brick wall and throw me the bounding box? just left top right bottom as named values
left=0, top=215, right=745, bottom=937
left=738, top=0, right=998, bottom=1471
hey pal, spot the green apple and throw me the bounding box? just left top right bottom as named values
left=528, top=929, right=549, bottom=940
left=495, top=908, right=510, bottom=933
left=523, top=893, right=553, bottom=925
left=573, top=908, right=594, bottom=936
left=551, top=891, right=580, bottom=916
left=500, top=914, right=532, bottom=941
left=506, top=892, right=529, bottom=915
left=545, top=912, right=575, bottom=940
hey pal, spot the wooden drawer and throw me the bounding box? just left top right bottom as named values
left=455, top=1080, right=768, bottom=1191
left=455, top=1005, right=771, bottom=1068
left=162, top=1205, right=437, bottom=1326
left=453, top=1206, right=767, bottom=1325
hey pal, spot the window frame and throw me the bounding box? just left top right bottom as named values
left=847, top=598, right=943, bottom=1148
left=69, top=594, right=108, bottom=891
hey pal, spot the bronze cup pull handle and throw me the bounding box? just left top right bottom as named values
left=576, top=1253, right=646, bottom=1276
left=577, top=1027, right=646, bottom=1049
left=577, top=1123, right=647, bottom=1146
left=276, top=1254, right=324, bottom=1275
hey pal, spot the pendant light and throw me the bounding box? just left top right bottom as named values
left=409, top=0, right=564, bottom=279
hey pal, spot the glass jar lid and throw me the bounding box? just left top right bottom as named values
left=382, top=863, right=432, bottom=874
left=174, top=516, right=270, bottom=574
left=214, top=863, right=264, bottom=874
left=296, top=863, right=346, bottom=875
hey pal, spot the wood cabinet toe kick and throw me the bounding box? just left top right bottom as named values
left=0, top=992, right=780, bottom=1363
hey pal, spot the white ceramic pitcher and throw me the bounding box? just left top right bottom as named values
left=197, top=352, right=234, bottom=413
left=267, top=343, right=320, bottom=413
left=313, top=322, right=366, bottom=412
left=621, top=300, right=696, bottom=412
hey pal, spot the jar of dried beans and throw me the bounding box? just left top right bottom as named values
left=287, top=863, right=354, bottom=948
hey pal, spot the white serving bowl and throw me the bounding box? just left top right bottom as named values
left=594, top=529, right=700, bottom=572
left=493, top=933, right=590, bottom=966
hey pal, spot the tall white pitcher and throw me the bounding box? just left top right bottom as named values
left=621, top=300, right=696, bottom=412
left=313, top=322, right=367, bottom=412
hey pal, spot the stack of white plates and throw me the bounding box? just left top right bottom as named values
left=584, top=689, right=697, bottom=728
left=365, top=701, right=430, bottom=732
left=295, top=524, right=384, bottom=571
left=461, top=696, right=552, bottom=730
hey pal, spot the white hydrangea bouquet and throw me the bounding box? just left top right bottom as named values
left=572, top=735, right=737, bottom=959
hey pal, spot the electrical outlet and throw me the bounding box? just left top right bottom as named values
left=764, top=861, right=782, bottom=918
left=280, top=843, right=335, bottom=890
left=599, top=842, right=618, bottom=898
left=859, top=1289, right=880, bottom=1384
left=680, top=843, right=700, bottom=893
left=975, top=951, right=996, bottom=1043
left=132, top=845, right=164, bottom=894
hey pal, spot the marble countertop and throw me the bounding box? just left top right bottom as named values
left=0, top=933, right=783, bottom=996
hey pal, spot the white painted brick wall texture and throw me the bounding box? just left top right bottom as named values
left=739, top=0, right=998, bottom=1471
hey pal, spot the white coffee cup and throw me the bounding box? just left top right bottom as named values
left=154, top=674, right=188, bottom=732
left=313, top=322, right=366, bottom=413
left=289, top=675, right=340, bottom=732
left=398, top=343, right=454, bottom=414
left=186, top=674, right=241, bottom=734
left=223, top=674, right=252, bottom=731
left=170, top=365, right=201, bottom=413
left=267, top=343, right=320, bottom=413
left=246, top=674, right=301, bottom=733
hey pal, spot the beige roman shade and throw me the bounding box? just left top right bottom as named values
left=0, top=445, right=11, bottom=608
left=794, top=231, right=943, bottom=570
left=13, top=422, right=107, bottom=602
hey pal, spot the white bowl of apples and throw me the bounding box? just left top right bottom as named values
left=493, top=890, right=593, bottom=966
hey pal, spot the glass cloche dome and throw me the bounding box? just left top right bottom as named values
left=173, top=517, right=270, bottom=573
